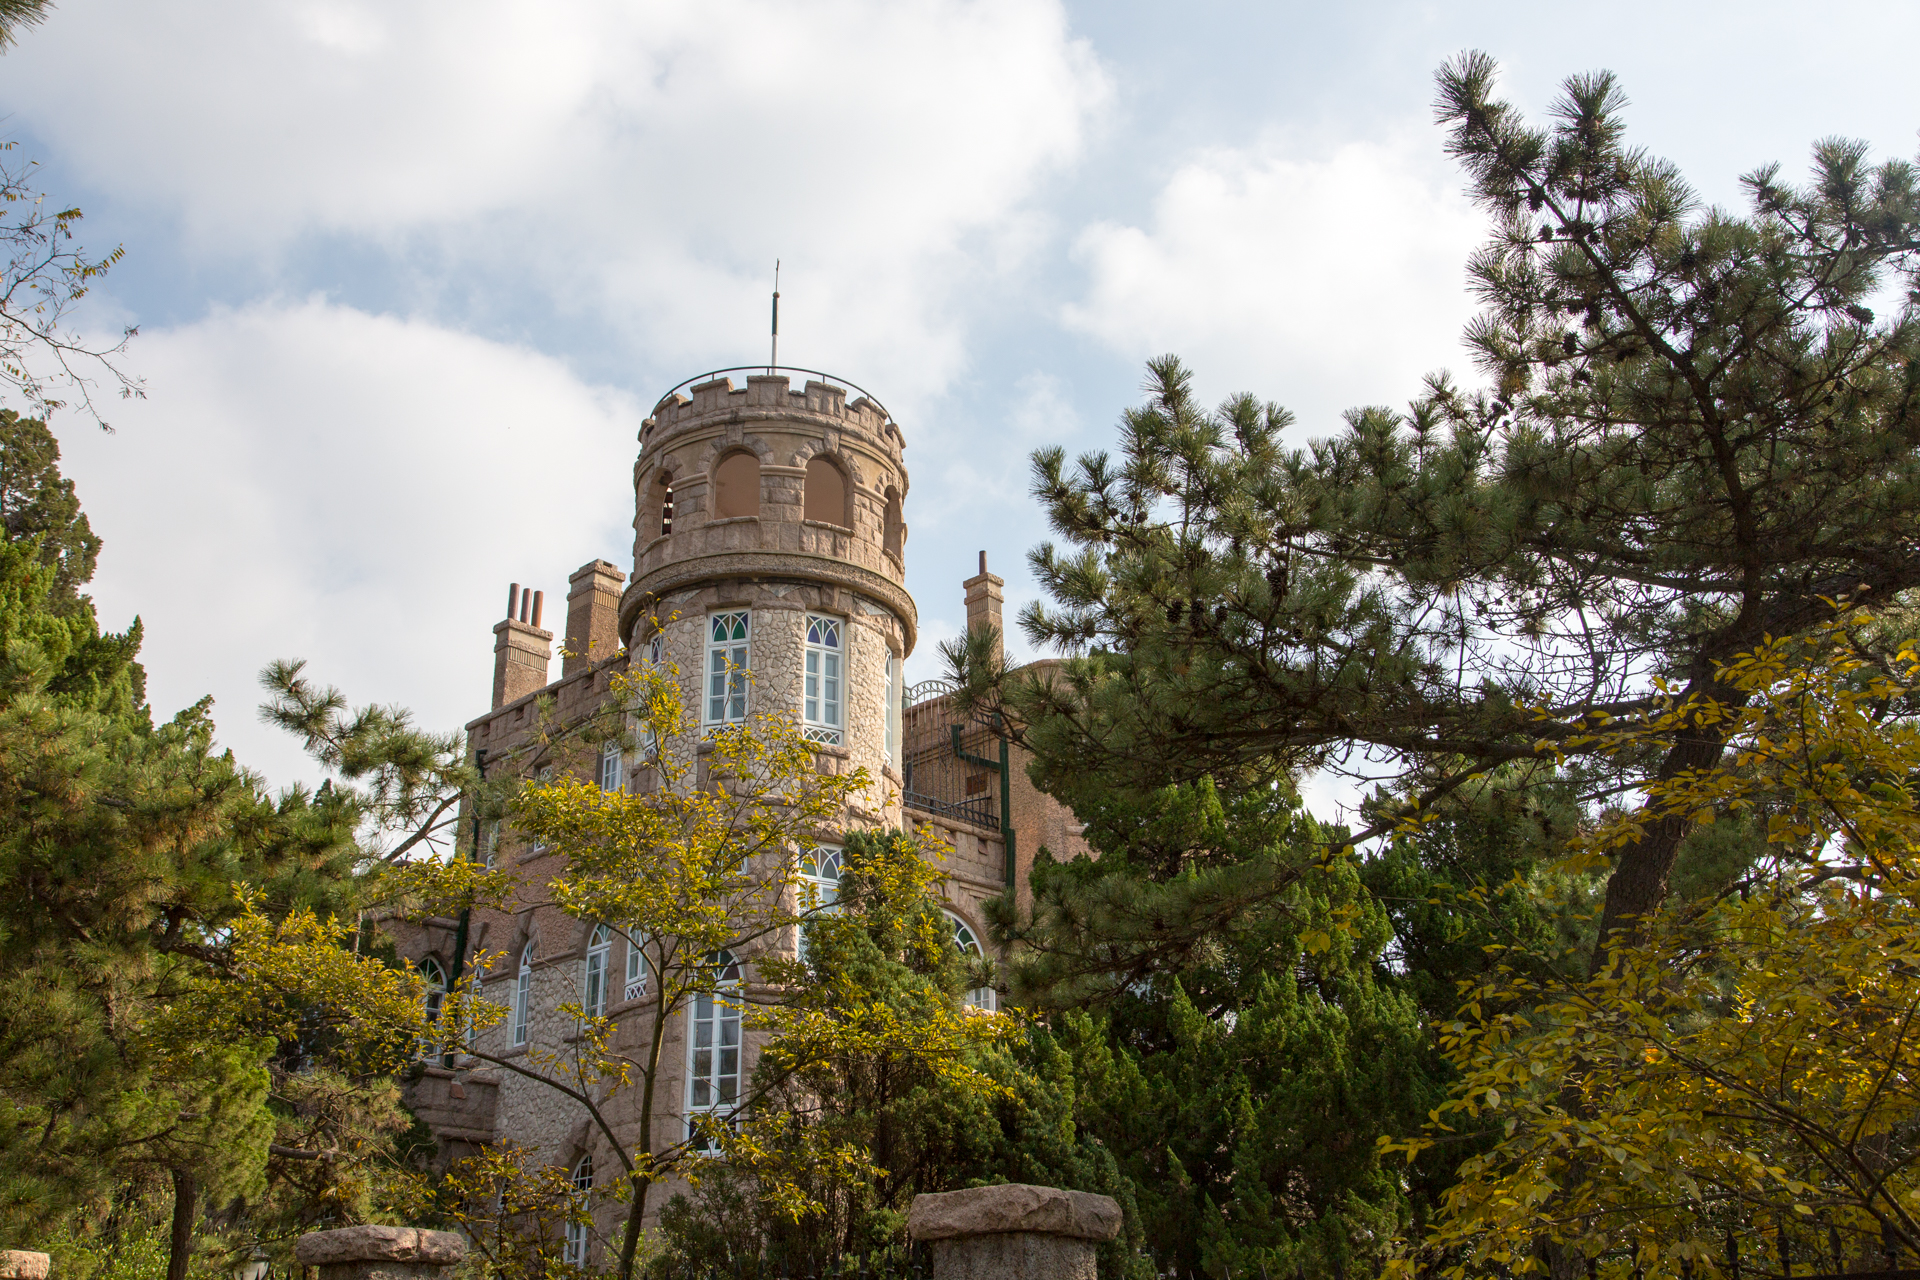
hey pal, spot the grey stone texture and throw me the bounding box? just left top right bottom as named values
left=0, top=1251, right=50, bottom=1280
left=294, top=1227, right=464, bottom=1280
left=928, top=1234, right=1096, bottom=1280
left=907, top=1183, right=1121, bottom=1242
left=909, top=1185, right=1121, bottom=1280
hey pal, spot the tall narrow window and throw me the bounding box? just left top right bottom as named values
left=421, top=958, right=447, bottom=1026
left=686, top=950, right=743, bottom=1151
left=652, top=470, right=674, bottom=537
left=946, top=912, right=998, bottom=1012
left=803, top=615, right=842, bottom=745
left=531, top=767, right=555, bottom=854
left=481, top=820, right=500, bottom=869
left=511, top=942, right=534, bottom=1046
left=884, top=652, right=899, bottom=764
left=624, top=930, right=649, bottom=1002
left=797, top=846, right=843, bottom=964
left=565, top=1154, right=594, bottom=1265
left=598, top=741, right=623, bottom=792
left=637, top=634, right=665, bottom=759
left=883, top=486, right=903, bottom=560
left=705, top=612, right=750, bottom=727
left=583, top=925, right=612, bottom=1019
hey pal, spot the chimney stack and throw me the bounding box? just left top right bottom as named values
left=563, top=560, right=627, bottom=678
left=962, top=550, right=1004, bottom=666
left=493, top=581, right=554, bottom=709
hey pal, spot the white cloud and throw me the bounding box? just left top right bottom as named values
left=8, top=0, right=1111, bottom=394
left=59, top=299, right=646, bottom=787
left=1063, top=131, right=1487, bottom=433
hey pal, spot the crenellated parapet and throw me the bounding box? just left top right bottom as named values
left=620, top=371, right=914, bottom=654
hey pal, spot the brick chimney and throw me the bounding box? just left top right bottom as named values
left=962, top=550, right=1003, bottom=666
left=492, top=582, right=553, bottom=709
left=563, top=559, right=627, bottom=678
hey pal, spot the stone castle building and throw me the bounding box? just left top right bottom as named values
left=390, top=369, right=1089, bottom=1261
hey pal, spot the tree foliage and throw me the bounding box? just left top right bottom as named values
left=1010, top=54, right=1920, bottom=972
left=1386, top=615, right=1920, bottom=1278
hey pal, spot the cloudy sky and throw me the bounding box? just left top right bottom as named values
left=5, top=0, right=1916, bottom=797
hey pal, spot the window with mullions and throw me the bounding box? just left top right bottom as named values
left=583, top=925, right=612, bottom=1019
left=705, top=612, right=750, bottom=726
left=803, top=615, right=843, bottom=745
left=565, top=1154, right=593, bottom=1265
left=796, top=846, right=842, bottom=964
left=598, top=741, right=623, bottom=792
left=946, top=912, right=999, bottom=1012
left=686, top=950, right=743, bottom=1152
left=884, top=652, right=899, bottom=764
left=624, top=930, right=649, bottom=1002
left=511, top=942, right=534, bottom=1046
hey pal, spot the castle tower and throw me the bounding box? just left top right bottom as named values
left=620, top=373, right=914, bottom=825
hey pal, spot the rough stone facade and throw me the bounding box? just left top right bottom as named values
left=383, top=370, right=1091, bottom=1265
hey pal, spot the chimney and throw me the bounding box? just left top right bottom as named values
left=563, top=559, right=627, bottom=678
left=962, top=550, right=1004, bottom=666
left=492, top=581, right=553, bottom=709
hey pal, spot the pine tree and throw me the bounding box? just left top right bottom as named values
left=1016, top=53, right=1920, bottom=970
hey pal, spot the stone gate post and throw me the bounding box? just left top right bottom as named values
left=293, top=1226, right=464, bottom=1280
left=0, top=1252, right=49, bottom=1280
left=908, top=1184, right=1122, bottom=1280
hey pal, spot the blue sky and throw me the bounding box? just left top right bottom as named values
left=5, top=0, right=1916, bottom=800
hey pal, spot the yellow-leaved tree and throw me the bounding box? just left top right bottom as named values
left=418, top=646, right=1008, bottom=1280
left=1384, top=612, right=1920, bottom=1279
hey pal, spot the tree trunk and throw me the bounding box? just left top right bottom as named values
left=167, top=1169, right=197, bottom=1280
left=1588, top=683, right=1745, bottom=975
left=616, top=995, right=670, bottom=1280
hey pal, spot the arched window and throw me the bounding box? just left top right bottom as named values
left=687, top=950, right=743, bottom=1151
left=421, top=957, right=447, bottom=1025
left=511, top=942, right=534, bottom=1046
left=797, top=846, right=843, bottom=964
left=705, top=611, right=751, bottom=727
left=802, top=615, right=843, bottom=745
left=945, top=912, right=998, bottom=1012
left=583, top=925, right=612, bottom=1019
left=883, top=486, right=904, bottom=560
left=564, top=1154, right=594, bottom=1265
left=650, top=470, right=674, bottom=537
left=804, top=456, right=847, bottom=526
left=712, top=451, right=760, bottom=519
left=624, top=930, right=649, bottom=1002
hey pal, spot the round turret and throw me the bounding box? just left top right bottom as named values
left=620, top=370, right=913, bottom=821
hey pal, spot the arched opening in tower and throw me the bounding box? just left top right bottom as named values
left=805, top=456, right=848, bottom=527
left=713, top=451, right=760, bottom=519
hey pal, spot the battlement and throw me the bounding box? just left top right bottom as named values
left=641, top=371, right=903, bottom=453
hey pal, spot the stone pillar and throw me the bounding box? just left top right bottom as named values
left=0, top=1251, right=50, bottom=1280
left=563, top=559, right=627, bottom=677
left=293, top=1226, right=464, bottom=1280
left=962, top=551, right=1004, bottom=666
left=908, top=1184, right=1121, bottom=1280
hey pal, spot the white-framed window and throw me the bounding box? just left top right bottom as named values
left=884, top=651, right=900, bottom=764
left=598, top=741, right=623, bottom=792
left=583, top=925, right=612, bottom=1019
left=636, top=633, right=666, bottom=759
left=421, top=957, right=447, bottom=1025
left=705, top=612, right=750, bottom=726
left=797, top=845, right=843, bottom=964
left=686, top=950, right=743, bottom=1151
left=624, top=930, right=649, bottom=1002
left=531, top=767, right=555, bottom=854
left=946, top=912, right=999, bottom=1012
left=511, top=941, right=534, bottom=1046
left=802, top=615, right=843, bottom=745
left=564, top=1154, right=593, bottom=1265
left=481, top=819, right=501, bottom=869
